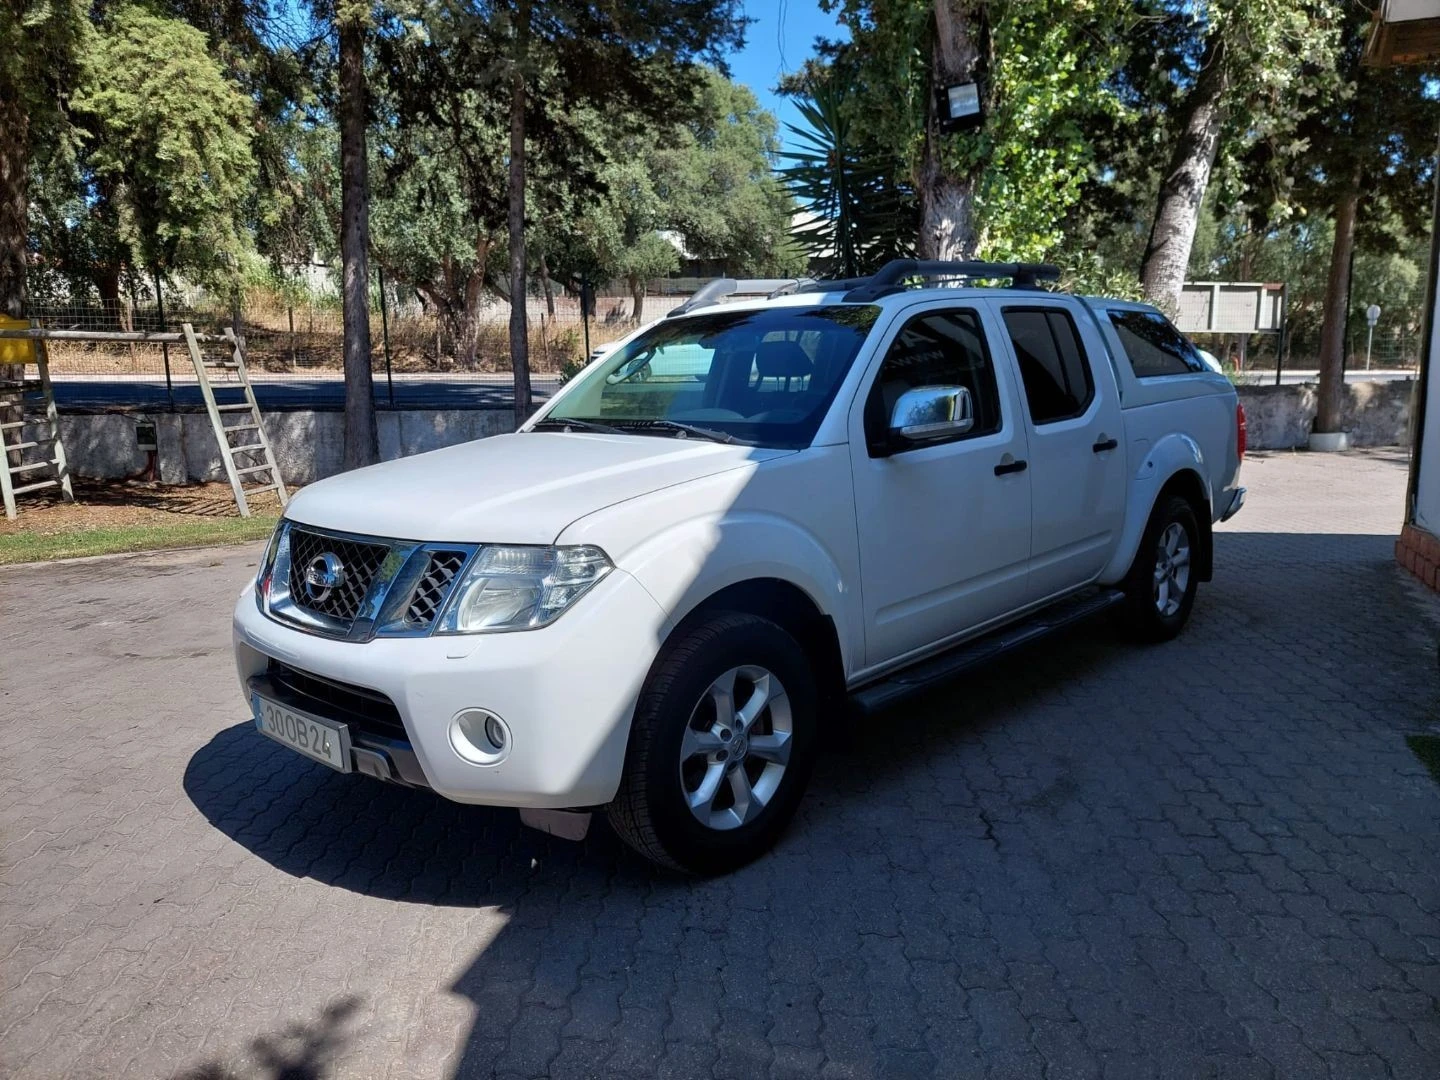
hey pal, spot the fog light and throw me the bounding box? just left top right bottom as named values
left=450, top=709, right=511, bottom=765
left=484, top=714, right=506, bottom=750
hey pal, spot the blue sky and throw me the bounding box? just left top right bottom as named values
left=727, top=0, right=849, bottom=148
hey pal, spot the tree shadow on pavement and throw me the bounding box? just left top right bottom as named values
left=171, top=996, right=362, bottom=1080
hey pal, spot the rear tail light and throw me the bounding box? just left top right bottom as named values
left=1236, top=401, right=1247, bottom=461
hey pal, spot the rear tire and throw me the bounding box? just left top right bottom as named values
left=1117, top=494, right=1200, bottom=643
left=606, top=611, right=818, bottom=874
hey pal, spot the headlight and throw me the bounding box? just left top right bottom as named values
left=255, top=520, right=285, bottom=598
left=436, top=544, right=612, bottom=634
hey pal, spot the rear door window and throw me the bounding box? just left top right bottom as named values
left=1001, top=307, right=1094, bottom=424
left=1108, top=309, right=1206, bottom=377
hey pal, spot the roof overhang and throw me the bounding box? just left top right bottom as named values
left=1365, top=0, right=1440, bottom=66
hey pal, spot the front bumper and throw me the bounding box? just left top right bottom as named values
left=232, top=568, right=669, bottom=808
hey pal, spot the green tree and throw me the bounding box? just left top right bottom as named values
left=376, top=39, right=793, bottom=343
left=370, top=119, right=508, bottom=367
left=1136, top=1, right=1340, bottom=311
left=602, top=70, right=804, bottom=318
left=0, top=0, right=87, bottom=317
left=1294, top=9, right=1437, bottom=434
left=651, top=73, right=804, bottom=279
left=795, top=0, right=1130, bottom=266
left=383, top=0, right=745, bottom=423
left=70, top=5, right=257, bottom=291
left=780, top=79, right=915, bottom=276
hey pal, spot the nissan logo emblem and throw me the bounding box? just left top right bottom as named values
left=303, top=552, right=347, bottom=602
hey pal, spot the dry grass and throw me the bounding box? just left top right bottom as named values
left=41, top=303, right=632, bottom=378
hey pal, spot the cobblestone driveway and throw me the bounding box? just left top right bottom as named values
left=3, top=449, right=1438, bottom=1080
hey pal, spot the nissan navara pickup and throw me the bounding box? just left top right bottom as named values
left=233, top=260, right=1246, bottom=873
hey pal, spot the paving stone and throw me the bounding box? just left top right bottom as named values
left=2, top=449, right=1437, bottom=1078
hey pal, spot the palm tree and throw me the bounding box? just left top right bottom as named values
left=780, top=82, right=914, bottom=279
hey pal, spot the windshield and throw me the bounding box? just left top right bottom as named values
left=541, top=304, right=881, bottom=448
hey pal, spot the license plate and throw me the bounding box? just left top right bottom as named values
left=253, top=694, right=352, bottom=772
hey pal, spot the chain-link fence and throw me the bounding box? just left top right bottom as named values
left=27, top=280, right=703, bottom=409
left=1190, top=329, right=1423, bottom=379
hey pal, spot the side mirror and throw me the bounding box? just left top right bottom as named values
left=889, top=385, right=975, bottom=443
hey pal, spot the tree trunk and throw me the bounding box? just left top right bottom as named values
left=1315, top=180, right=1361, bottom=435
left=1139, top=35, right=1229, bottom=312
left=506, top=0, right=533, bottom=427
left=95, top=267, right=124, bottom=329
left=459, top=239, right=488, bottom=370
left=0, top=90, right=26, bottom=466
left=539, top=252, right=555, bottom=317
left=917, top=173, right=978, bottom=261
left=0, top=90, right=26, bottom=320
left=338, top=13, right=378, bottom=470
left=450, top=304, right=481, bottom=370
left=917, top=0, right=986, bottom=261
left=629, top=276, right=645, bottom=324
left=418, top=234, right=491, bottom=370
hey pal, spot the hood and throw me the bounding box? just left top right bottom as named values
left=283, top=431, right=791, bottom=544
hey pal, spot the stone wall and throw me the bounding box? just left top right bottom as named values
left=1237, top=378, right=1415, bottom=450
left=26, top=408, right=515, bottom=486
left=25, top=377, right=1416, bottom=489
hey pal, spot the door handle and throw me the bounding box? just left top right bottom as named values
left=1092, top=437, right=1119, bottom=454
left=994, top=459, right=1028, bottom=476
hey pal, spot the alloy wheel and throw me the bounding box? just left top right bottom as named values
left=679, top=665, right=792, bottom=831
left=1153, top=521, right=1192, bottom=617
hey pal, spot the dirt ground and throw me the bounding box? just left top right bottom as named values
left=0, top=478, right=284, bottom=536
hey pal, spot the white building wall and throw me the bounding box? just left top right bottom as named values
left=1413, top=286, right=1440, bottom=534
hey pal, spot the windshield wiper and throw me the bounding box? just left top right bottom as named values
left=531, top=416, right=625, bottom=435
left=625, top=419, right=748, bottom=445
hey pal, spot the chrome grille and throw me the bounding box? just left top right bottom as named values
left=286, top=529, right=391, bottom=623
left=404, top=550, right=468, bottom=629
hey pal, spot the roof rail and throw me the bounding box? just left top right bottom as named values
left=665, top=278, right=810, bottom=318
left=795, top=276, right=875, bottom=295
left=841, top=259, right=1061, bottom=302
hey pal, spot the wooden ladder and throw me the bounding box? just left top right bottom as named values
left=183, top=322, right=288, bottom=518
left=0, top=330, right=74, bottom=520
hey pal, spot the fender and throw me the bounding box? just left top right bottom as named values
left=557, top=445, right=863, bottom=675
left=618, top=511, right=858, bottom=674
left=1099, top=432, right=1212, bottom=585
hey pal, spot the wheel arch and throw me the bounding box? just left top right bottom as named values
left=665, top=578, right=847, bottom=708
left=1101, top=433, right=1216, bottom=586
left=1157, top=468, right=1213, bottom=581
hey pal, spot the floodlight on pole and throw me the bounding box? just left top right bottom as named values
left=937, top=81, right=983, bottom=132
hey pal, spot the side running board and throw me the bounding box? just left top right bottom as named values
left=851, top=588, right=1126, bottom=716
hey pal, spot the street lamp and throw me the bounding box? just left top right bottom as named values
left=1366, top=304, right=1381, bottom=370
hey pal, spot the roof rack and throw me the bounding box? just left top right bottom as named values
left=664, top=261, right=1060, bottom=319
left=665, top=278, right=813, bottom=318
left=838, top=259, right=1061, bottom=302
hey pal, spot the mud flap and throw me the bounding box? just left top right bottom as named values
left=518, top=808, right=593, bottom=841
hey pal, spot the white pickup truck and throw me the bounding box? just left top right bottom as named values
left=233, top=260, right=1246, bottom=874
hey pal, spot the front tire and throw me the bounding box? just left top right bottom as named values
left=1117, top=494, right=1200, bottom=642
left=606, top=611, right=818, bottom=874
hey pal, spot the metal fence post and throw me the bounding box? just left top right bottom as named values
left=378, top=266, right=395, bottom=408
left=153, top=267, right=174, bottom=409
left=1275, top=284, right=1288, bottom=388
left=581, top=279, right=592, bottom=359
